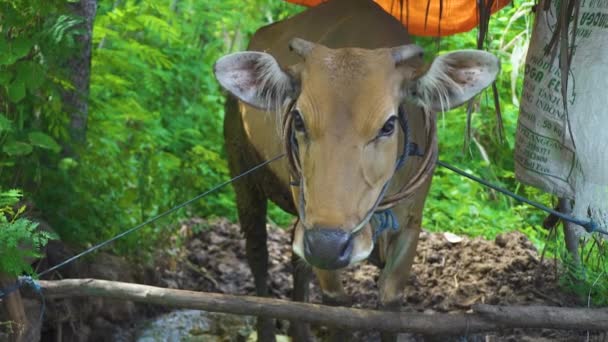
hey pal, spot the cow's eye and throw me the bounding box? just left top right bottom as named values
left=292, top=110, right=306, bottom=133
left=378, top=116, right=397, bottom=138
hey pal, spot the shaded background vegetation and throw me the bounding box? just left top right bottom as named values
left=1, top=0, right=605, bottom=303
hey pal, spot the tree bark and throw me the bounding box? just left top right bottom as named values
left=36, top=278, right=608, bottom=335
left=0, top=274, right=28, bottom=342
left=62, top=0, right=97, bottom=155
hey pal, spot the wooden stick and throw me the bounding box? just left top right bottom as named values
left=37, top=278, right=608, bottom=334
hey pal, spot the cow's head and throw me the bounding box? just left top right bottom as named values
left=214, top=38, right=499, bottom=270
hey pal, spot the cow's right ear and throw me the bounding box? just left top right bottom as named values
left=214, top=52, right=298, bottom=111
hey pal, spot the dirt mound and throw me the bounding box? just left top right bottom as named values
left=153, top=218, right=593, bottom=341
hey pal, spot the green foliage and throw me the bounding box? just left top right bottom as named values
left=33, top=0, right=303, bottom=257
left=0, top=1, right=76, bottom=275
left=0, top=0, right=79, bottom=187
left=414, top=1, right=608, bottom=301
left=1, top=0, right=604, bottom=302
left=412, top=1, right=552, bottom=243
left=570, top=249, right=608, bottom=306
left=0, top=189, right=55, bottom=276
left=539, top=229, right=608, bottom=306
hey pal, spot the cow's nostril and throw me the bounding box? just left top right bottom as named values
left=303, top=228, right=354, bottom=270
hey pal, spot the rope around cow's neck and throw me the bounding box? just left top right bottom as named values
left=282, top=100, right=437, bottom=239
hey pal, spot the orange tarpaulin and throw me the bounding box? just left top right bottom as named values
left=285, top=0, right=510, bottom=36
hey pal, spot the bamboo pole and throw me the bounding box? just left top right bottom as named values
left=36, top=278, right=608, bottom=334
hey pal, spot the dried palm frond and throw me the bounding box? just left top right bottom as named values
left=464, top=0, right=504, bottom=151
left=541, top=0, right=581, bottom=149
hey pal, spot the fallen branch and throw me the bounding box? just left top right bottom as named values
left=37, top=278, right=608, bottom=334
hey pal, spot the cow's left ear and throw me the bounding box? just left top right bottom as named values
left=407, top=50, right=500, bottom=112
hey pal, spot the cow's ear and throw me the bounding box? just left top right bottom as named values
left=214, top=51, right=298, bottom=110
left=407, top=50, right=500, bottom=112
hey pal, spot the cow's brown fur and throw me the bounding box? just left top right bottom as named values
left=218, top=0, right=498, bottom=341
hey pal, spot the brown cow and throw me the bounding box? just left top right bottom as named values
left=214, top=0, right=499, bottom=340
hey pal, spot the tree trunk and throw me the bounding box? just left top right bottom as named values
left=62, top=0, right=97, bottom=156
left=0, top=274, right=28, bottom=342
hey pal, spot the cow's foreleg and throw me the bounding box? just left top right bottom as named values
left=243, top=210, right=275, bottom=342
left=314, top=268, right=351, bottom=341
left=289, top=254, right=313, bottom=341
left=234, top=183, right=275, bottom=342
left=377, top=218, right=421, bottom=342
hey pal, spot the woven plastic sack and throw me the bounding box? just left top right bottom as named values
left=285, top=0, right=510, bottom=36
left=515, top=0, right=608, bottom=235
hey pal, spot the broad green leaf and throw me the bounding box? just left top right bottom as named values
left=0, top=38, right=32, bottom=66
left=7, top=79, right=26, bottom=103
left=10, top=37, right=34, bottom=60
left=16, top=61, right=45, bottom=91
left=28, top=132, right=61, bottom=153
left=0, top=70, right=13, bottom=85
left=0, top=114, right=12, bottom=132
left=0, top=38, right=9, bottom=65
left=2, top=141, right=33, bottom=156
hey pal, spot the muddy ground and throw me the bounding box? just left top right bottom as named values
left=5, top=217, right=605, bottom=341
left=148, top=218, right=601, bottom=341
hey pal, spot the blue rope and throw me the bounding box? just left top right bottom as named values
left=19, top=276, right=41, bottom=293
left=372, top=209, right=400, bottom=242
left=0, top=154, right=285, bottom=305
left=436, top=160, right=608, bottom=236
left=18, top=276, right=45, bottom=330
left=0, top=276, right=39, bottom=300
left=371, top=158, right=608, bottom=239
left=37, top=153, right=285, bottom=278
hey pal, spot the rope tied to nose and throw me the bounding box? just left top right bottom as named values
left=283, top=100, right=437, bottom=240
left=281, top=97, right=608, bottom=237
left=372, top=209, right=400, bottom=241
left=0, top=153, right=287, bottom=323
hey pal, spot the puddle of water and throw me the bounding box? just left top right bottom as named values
left=115, top=310, right=256, bottom=342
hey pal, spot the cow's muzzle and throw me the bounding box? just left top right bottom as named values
left=303, top=228, right=354, bottom=270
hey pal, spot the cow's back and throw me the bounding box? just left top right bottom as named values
left=249, top=0, right=411, bottom=62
